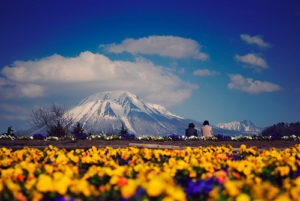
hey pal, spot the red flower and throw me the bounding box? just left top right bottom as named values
left=117, top=177, right=128, bottom=187
left=17, top=174, right=24, bottom=182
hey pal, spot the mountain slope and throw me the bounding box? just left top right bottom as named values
left=67, top=91, right=260, bottom=136
left=216, top=120, right=262, bottom=135
left=67, top=91, right=190, bottom=136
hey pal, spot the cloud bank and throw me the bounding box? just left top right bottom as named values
left=0, top=104, right=29, bottom=120
left=104, top=36, right=209, bottom=60
left=235, top=53, right=268, bottom=70
left=193, top=69, right=217, bottom=76
left=1, top=51, right=197, bottom=106
left=228, top=74, right=281, bottom=94
left=240, top=34, right=270, bottom=47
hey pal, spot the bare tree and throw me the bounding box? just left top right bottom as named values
left=31, top=104, right=73, bottom=136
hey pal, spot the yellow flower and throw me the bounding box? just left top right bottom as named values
left=209, top=186, right=219, bottom=200
left=44, top=164, right=53, bottom=174
left=21, top=162, right=36, bottom=174
left=224, top=181, right=240, bottom=197
left=55, top=154, right=69, bottom=165
left=252, top=182, right=279, bottom=200
left=243, top=167, right=252, bottom=176
left=177, top=160, right=188, bottom=170
left=25, top=178, right=37, bottom=191
left=110, top=175, right=119, bottom=185
left=294, top=177, right=300, bottom=186
left=254, top=177, right=262, bottom=185
left=189, top=170, right=196, bottom=178
left=162, top=197, right=175, bottom=201
left=4, top=179, right=21, bottom=197
left=274, top=194, right=291, bottom=201
left=236, top=193, right=250, bottom=201
left=121, top=179, right=137, bottom=199
left=240, top=144, right=247, bottom=151
left=275, top=166, right=290, bottom=176
left=283, top=178, right=291, bottom=190
left=146, top=178, right=165, bottom=197
left=31, top=191, right=43, bottom=201
left=0, top=179, right=3, bottom=192
left=290, top=187, right=300, bottom=200
left=70, top=179, right=92, bottom=197
left=36, top=174, right=53, bottom=192
left=64, top=166, right=75, bottom=178
left=54, top=175, right=71, bottom=195
left=166, top=186, right=186, bottom=201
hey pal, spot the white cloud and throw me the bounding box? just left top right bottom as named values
left=104, top=36, right=209, bottom=60
left=228, top=74, right=281, bottom=94
left=194, top=69, right=217, bottom=76
left=0, top=77, right=7, bottom=86
left=240, top=34, right=270, bottom=47
left=235, top=53, right=268, bottom=70
left=17, top=84, right=44, bottom=98
left=1, top=51, right=197, bottom=106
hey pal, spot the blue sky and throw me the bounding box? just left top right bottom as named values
left=0, top=0, right=299, bottom=132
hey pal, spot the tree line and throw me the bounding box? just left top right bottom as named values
left=262, top=122, right=300, bottom=136
left=30, top=104, right=127, bottom=137
left=0, top=104, right=85, bottom=137
left=1, top=104, right=299, bottom=137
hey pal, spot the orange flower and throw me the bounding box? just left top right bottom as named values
left=17, top=174, right=24, bottom=182
left=99, top=186, right=105, bottom=193
left=117, top=177, right=128, bottom=187
left=215, top=170, right=228, bottom=184
left=232, top=171, right=241, bottom=179
left=216, top=154, right=228, bottom=160
left=17, top=192, right=27, bottom=201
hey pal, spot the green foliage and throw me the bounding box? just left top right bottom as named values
left=262, top=122, right=300, bottom=136
left=7, top=127, right=14, bottom=136
left=119, top=123, right=128, bottom=135
left=71, top=122, right=85, bottom=135
left=1, top=126, right=16, bottom=137
left=47, top=121, right=66, bottom=137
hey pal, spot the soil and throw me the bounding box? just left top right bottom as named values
left=0, top=139, right=299, bottom=150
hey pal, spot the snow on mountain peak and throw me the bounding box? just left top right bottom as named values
left=216, top=120, right=261, bottom=133
left=80, top=90, right=139, bottom=105
left=146, top=103, right=184, bottom=119
left=67, top=90, right=185, bottom=135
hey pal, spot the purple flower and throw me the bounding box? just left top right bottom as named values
left=133, top=188, right=146, bottom=199
left=55, top=196, right=76, bottom=201
left=74, top=133, right=87, bottom=140
left=164, top=134, right=181, bottom=140
left=32, top=134, right=46, bottom=140
left=120, top=133, right=136, bottom=140
left=186, top=179, right=213, bottom=195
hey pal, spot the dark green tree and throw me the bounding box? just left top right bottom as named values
left=31, top=104, right=73, bottom=136
left=119, top=123, right=128, bottom=135
left=71, top=122, right=85, bottom=135
left=47, top=121, right=66, bottom=137
left=6, top=126, right=15, bottom=136
left=262, top=122, right=300, bottom=136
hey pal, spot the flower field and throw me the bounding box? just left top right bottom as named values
left=1, top=145, right=300, bottom=201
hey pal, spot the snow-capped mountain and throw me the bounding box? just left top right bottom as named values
left=216, top=120, right=262, bottom=135
left=66, top=90, right=261, bottom=136
left=67, top=90, right=191, bottom=136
